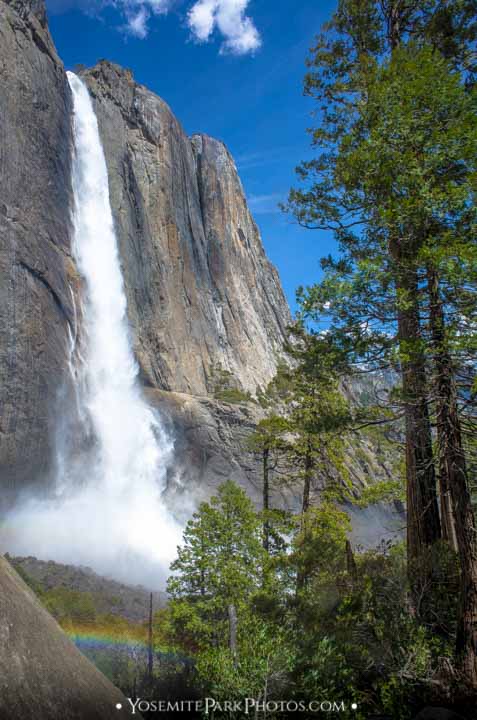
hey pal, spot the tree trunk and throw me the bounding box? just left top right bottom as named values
left=295, top=441, right=314, bottom=595
left=399, top=287, right=441, bottom=557
left=427, top=268, right=459, bottom=552
left=302, top=437, right=313, bottom=517
left=388, top=2, right=402, bottom=49
left=427, top=268, right=477, bottom=686
left=440, top=470, right=459, bottom=552
left=263, top=447, right=270, bottom=553
left=390, top=240, right=441, bottom=563
left=454, top=487, right=477, bottom=687
left=386, top=0, right=410, bottom=49
left=228, top=603, right=238, bottom=668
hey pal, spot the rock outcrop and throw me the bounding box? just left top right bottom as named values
left=81, top=61, right=290, bottom=397
left=0, top=0, right=397, bottom=516
left=0, top=555, right=135, bottom=720
left=0, top=0, right=398, bottom=505
left=0, top=0, right=402, bottom=714
left=74, top=61, right=294, bottom=502
left=0, top=0, right=291, bottom=498
left=0, top=0, right=75, bottom=495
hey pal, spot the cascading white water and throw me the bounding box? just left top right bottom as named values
left=67, top=73, right=168, bottom=494
left=3, top=74, right=182, bottom=587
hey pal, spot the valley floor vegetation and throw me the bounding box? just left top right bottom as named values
left=14, top=1, right=477, bottom=718
left=15, top=328, right=476, bottom=719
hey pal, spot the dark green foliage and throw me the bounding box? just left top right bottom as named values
left=288, top=45, right=477, bottom=375
left=43, top=587, right=97, bottom=625
left=166, top=482, right=266, bottom=653
left=156, top=482, right=464, bottom=718
left=214, top=387, right=254, bottom=404
left=7, top=557, right=46, bottom=599
left=264, top=327, right=357, bottom=508
left=284, top=0, right=477, bottom=687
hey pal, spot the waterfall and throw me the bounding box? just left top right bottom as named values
left=3, top=74, right=182, bottom=587
left=67, top=73, right=168, bottom=494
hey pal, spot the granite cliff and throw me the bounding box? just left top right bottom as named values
left=0, top=5, right=140, bottom=715
left=79, top=61, right=292, bottom=501
left=81, top=61, right=289, bottom=397
left=0, top=0, right=290, bottom=504
left=0, top=0, right=290, bottom=710
left=0, top=0, right=399, bottom=510
left=0, top=0, right=402, bottom=714
left=0, top=0, right=75, bottom=495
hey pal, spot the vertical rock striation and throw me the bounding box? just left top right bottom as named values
left=0, top=4, right=291, bottom=500
left=191, top=132, right=289, bottom=393
left=81, top=62, right=290, bottom=397
left=0, top=0, right=75, bottom=495
left=0, top=0, right=399, bottom=542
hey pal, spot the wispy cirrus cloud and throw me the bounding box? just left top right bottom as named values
left=46, top=0, right=171, bottom=35
left=236, top=145, right=305, bottom=172
left=247, top=192, right=284, bottom=215
left=47, top=0, right=261, bottom=54
left=123, top=5, right=149, bottom=37
left=120, top=0, right=171, bottom=38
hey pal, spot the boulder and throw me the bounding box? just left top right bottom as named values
left=0, top=555, right=137, bottom=720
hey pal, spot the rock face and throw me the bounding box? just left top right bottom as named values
left=0, top=555, right=135, bottom=720
left=74, top=61, right=293, bottom=502
left=0, top=0, right=290, bottom=501
left=147, top=388, right=271, bottom=506
left=0, top=0, right=400, bottom=714
left=0, top=0, right=400, bottom=521
left=81, top=61, right=290, bottom=397
left=0, top=0, right=76, bottom=496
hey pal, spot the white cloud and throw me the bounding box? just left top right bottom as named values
left=47, top=0, right=261, bottom=54
left=120, top=0, right=171, bottom=37
left=187, top=0, right=216, bottom=40
left=187, top=0, right=261, bottom=55
left=125, top=6, right=150, bottom=37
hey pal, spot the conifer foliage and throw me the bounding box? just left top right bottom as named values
left=286, top=0, right=477, bottom=691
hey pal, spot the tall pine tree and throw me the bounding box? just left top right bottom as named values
left=286, top=0, right=477, bottom=684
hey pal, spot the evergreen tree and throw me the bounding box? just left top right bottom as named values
left=286, top=4, right=477, bottom=684
left=279, top=329, right=354, bottom=515
left=165, top=482, right=291, bottom=708
left=247, top=415, right=290, bottom=553
left=167, top=481, right=265, bottom=653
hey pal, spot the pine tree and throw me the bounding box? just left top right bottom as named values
left=165, top=483, right=290, bottom=703
left=286, top=3, right=477, bottom=683
left=267, top=329, right=354, bottom=518
left=247, top=415, right=290, bottom=552
left=167, top=481, right=265, bottom=652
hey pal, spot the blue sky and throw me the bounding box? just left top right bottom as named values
left=47, top=0, right=338, bottom=313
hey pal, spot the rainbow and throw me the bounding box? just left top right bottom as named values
left=63, top=622, right=149, bottom=652
left=65, top=625, right=183, bottom=667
